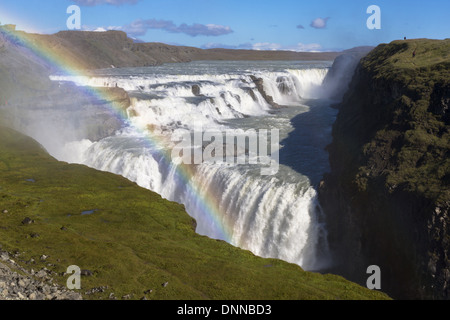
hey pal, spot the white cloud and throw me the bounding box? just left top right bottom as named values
left=290, top=42, right=323, bottom=52
left=202, top=42, right=323, bottom=52
left=202, top=42, right=258, bottom=50
left=82, top=25, right=123, bottom=32
left=252, top=42, right=322, bottom=52
left=310, top=17, right=330, bottom=29
left=123, top=19, right=233, bottom=37
left=252, top=42, right=282, bottom=51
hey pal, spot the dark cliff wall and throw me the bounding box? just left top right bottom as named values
left=319, top=39, right=450, bottom=299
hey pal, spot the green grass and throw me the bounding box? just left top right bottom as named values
left=0, top=126, right=390, bottom=300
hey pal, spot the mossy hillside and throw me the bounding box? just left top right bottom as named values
left=321, top=39, right=449, bottom=299
left=336, top=39, right=450, bottom=204
left=0, top=126, right=390, bottom=300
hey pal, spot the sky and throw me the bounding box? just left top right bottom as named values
left=0, top=0, right=449, bottom=52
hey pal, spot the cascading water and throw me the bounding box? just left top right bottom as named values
left=50, top=60, right=337, bottom=271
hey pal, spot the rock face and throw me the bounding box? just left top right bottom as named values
left=429, top=82, right=450, bottom=125
left=250, top=75, right=282, bottom=109
left=319, top=39, right=450, bottom=300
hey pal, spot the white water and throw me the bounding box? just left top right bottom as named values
left=50, top=61, right=335, bottom=271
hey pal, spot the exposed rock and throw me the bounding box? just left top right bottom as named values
left=191, top=84, right=202, bottom=97
left=85, top=286, right=108, bottom=295
left=276, top=76, right=291, bottom=95
left=319, top=40, right=450, bottom=300
left=21, top=218, right=34, bottom=225
left=249, top=75, right=283, bottom=109
left=97, top=87, right=131, bottom=114
left=35, top=270, right=47, bottom=279
left=0, top=248, right=82, bottom=300
left=80, top=270, right=93, bottom=277
left=429, top=81, right=450, bottom=125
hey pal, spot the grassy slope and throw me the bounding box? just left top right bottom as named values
left=0, top=126, right=390, bottom=300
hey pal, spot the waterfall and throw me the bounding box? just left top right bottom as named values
left=49, top=62, right=333, bottom=271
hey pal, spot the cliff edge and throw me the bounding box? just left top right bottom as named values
left=319, top=39, right=450, bottom=299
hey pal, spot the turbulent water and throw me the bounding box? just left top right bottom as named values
left=50, top=60, right=338, bottom=271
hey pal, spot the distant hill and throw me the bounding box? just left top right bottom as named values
left=1, top=27, right=341, bottom=71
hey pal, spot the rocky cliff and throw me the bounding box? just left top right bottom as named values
left=319, top=39, right=450, bottom=299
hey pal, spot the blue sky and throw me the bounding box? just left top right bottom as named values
left=0, top=0, right=449, bottom=51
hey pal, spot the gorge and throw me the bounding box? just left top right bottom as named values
left=1, top=26, right=448, bottom=301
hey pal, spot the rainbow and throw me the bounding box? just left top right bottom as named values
left=0, top=25, right=235, bottom=243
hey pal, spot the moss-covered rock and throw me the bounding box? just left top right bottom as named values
left=319, top=39, right=450, bottom=300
